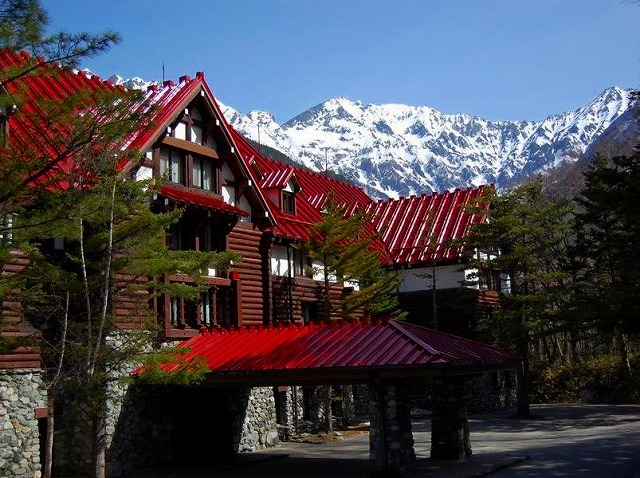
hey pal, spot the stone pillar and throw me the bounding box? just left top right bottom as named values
left=430, top=376, right=472, bottom=460
left=230, top=387, right=279, bottom=452
left=368, top=380, right=415, bottom=477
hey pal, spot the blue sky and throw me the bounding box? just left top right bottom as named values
left=41, top=0, right=638, bottom=123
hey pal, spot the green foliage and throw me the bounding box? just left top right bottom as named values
left=0, top=0, right=118, bottom=67
left=462, top=178, right=575, bottom=348
left=301, top=195, right=401, bottom=320
left=531, top=354, right=640, bottom=404
left=573, top=152, right=640, bottom=336
left=133, top=346, right=209, bottom=386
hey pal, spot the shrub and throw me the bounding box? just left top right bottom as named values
left=531, top=354, right=640, bottom=404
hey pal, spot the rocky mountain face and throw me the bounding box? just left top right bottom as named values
left=221, top=87, right=638, bottom=198
left=108, top=71, right=638, bottom=198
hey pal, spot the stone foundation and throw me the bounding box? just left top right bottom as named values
left=0, top=369, right=47, bottom=478
left=469, top=370, right=517, bottom=413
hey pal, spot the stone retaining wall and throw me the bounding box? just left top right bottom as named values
left=0, top=369, right=46, bottom=478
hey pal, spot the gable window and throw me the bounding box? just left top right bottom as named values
left=173, top=106, right=217, bottom=149
left=159, top=148, right=184, bottom=184
left=282, top=190, right=295, bottom=214
left=193, top=156, right=214, bottom=191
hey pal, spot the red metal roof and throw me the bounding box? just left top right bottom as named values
left=160, top=319, right=517, bottom=384
left=230, top=127, right=375, bottom=241
left=0, top=50, right=142, bottom=188
left=367, top=187, right=490, bottom=265
left=0, top=50, right=275, bottom=225
left=160, top=184, right=249, bottom=216
left=229, top=125, right=489, bottom=265
left=261, top=167, right=296, bottom=190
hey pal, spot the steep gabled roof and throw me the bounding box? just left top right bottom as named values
left=231, top=126, right=489, bottom=264
left=230, top=127, right=376, bottom=241
left=155, top=318, right=517, bottom=385
left=0, top=50, right=275, bottom=224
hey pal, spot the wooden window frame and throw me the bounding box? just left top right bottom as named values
left=282, top=190, right=296, bottom=214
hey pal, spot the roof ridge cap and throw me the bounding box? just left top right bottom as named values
left=388, top=321, right=442, bottom=359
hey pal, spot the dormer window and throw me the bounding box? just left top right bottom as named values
left=282, top=190, right=295, bottom=214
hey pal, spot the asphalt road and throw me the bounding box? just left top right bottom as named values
left=475, top=404, right=640, bottom=478
left=132, top=403, right=640, bottom=478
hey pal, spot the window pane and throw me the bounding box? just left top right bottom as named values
left=202, top=161, right=212, bottom=190
left=175, top=122, right=187, bottom=140
left=193, top=158, right=202, bottom=188
left=199, top=290, right=212, bottom=326
left=205, top=135, right=217, bottom=149
left=191, top=124, right=203, bottom=144
left=170, top=153, right=182, bottom=183
left=159, top=149, right=169, bottom=176
left=171, top=297, right=179, bottom=326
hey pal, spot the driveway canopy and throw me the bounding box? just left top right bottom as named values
left=161, top=319, right=519, bottom=386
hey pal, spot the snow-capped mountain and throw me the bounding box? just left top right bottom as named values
left=112, top=73, right=638, bottom=198
left=224, top=87, right=638, bottom=198
left=106, top=74, right=158, bottom=91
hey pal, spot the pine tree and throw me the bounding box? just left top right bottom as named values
left=0, top=3, right=234, bottom=476
left=300, top=196, right=401, bottom=321
left=573, top=151, right=640, bottom=388
left=461, top=178, right=575, bottom=417
left=18, top=156, right=236, bottom=477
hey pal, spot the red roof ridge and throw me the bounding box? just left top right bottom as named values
left=388, top=320, right=443, bottom=359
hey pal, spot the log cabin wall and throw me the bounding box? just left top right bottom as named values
left=271, top=275, right=343, bottom=324
left=112, top=273, right=152, bottom=331
left=228, top=222, right=269, bottom=326
left=0, top=249, right=42, bottom=369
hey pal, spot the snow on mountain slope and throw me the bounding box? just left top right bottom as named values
left=226, top=87, right=637, bottom=198
left=111, top=73, right=638, bottom=198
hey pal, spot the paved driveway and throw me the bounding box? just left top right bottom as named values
left=132, top=404, right=640, bottom=478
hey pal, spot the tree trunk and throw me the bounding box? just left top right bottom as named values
left=43, top=394, right=54, bottom=478
left=324, top=385, right=333, bottom=433
left=616, top=331, right=637, bottom=394
left=93, top=406, right=107, bottom=478
left=516, top=335, right=530, bottom=418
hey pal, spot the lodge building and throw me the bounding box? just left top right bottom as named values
left=0, top=50, right=515, bottom=477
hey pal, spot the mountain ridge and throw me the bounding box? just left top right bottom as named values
left=226, top=86, right=637, bottom=198
left=107, top=72, right=638, bottom=198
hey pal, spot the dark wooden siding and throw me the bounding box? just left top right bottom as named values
left=395, top=288, right=495, bottom=339
left=113, top=273, right=151, bottom=330
left=271, top=276, right=343, bottom=324
left=0, top=250, right=42, bottom=369
left=228, top=222, right=269, bottom=326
